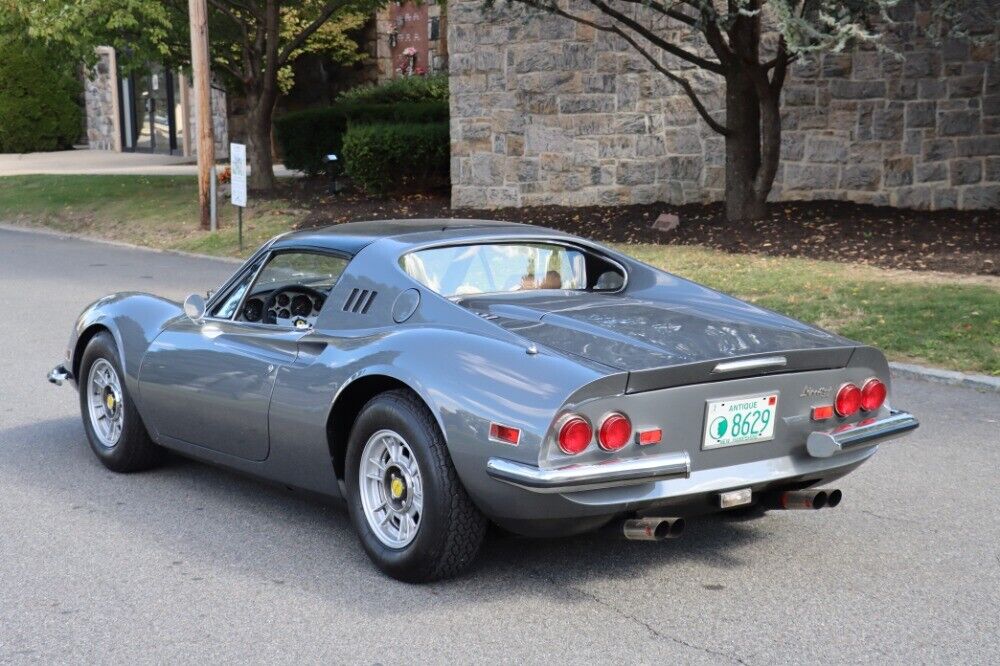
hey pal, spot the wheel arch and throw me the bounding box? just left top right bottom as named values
left=72, top=322, right=124, bottom=382
left=326, top=372, right=442, bottom=482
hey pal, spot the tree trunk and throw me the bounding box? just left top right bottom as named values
left=246, top=94, right=277, bottom=192
left=724, top=70, right=767, bottom=223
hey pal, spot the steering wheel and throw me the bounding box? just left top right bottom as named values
left=262, top=285, right=327, bottom=325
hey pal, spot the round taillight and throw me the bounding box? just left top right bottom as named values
left=598, top=413, right=632, bottom=451
left=835, top=383, right=862, bottom=417
left=861, top=378, right=887, bottom=412
left=558, top=416, right=592, bottom=455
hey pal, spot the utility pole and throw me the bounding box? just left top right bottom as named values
left=188, top=0, right=215, bottom=230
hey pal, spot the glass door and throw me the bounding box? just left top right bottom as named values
left=119, top=65, right=179, bottom=154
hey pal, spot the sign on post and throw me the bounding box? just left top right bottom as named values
left=230, top=143, right=247, bottom=250
left=230, top=143, right=247, bottom=207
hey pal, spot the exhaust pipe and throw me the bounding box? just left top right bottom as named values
left=621, top=517, right=685, bottom=541
left=775, top=489, right=828, bottom=510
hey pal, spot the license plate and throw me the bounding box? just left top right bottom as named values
left=703, top=393, right=778, bottom=450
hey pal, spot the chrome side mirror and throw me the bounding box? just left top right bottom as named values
left=183, top=293, right=206, bottom=321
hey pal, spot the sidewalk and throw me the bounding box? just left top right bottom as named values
left=0, top=148, right=300, bottom=177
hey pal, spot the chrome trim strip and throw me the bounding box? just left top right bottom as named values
left=712, top=355, right=788, bottom=374
left=47, top=364, right=73, bottom=387
left=486, top=453, right=691, bottom=494
left=806, top=410, right=919, bottom=458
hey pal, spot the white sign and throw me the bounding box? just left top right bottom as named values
left=230, top=143, right=247, bottom=207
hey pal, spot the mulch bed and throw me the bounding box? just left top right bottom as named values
left=284, top=182, right=1000, bottom=276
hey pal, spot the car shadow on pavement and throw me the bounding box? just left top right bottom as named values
left=4, top=416, right=767, bottom=598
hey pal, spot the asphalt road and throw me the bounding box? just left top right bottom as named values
left=1, top=226, right=998, bottom=664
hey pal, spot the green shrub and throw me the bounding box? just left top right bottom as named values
left=274, top=107, right=349, bottom=175
left=336, top=74, right=448, bottom=104
left=0, top=38, right=81, bottom=153
left=274, top=100, right=449, bottom=176
left=341, top=122, right=450, bottom=195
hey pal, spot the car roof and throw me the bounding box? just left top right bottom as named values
left=269, top=218, right=567, bottom=254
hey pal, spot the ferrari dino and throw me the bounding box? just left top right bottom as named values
left=49, top=219, right=918, bottom=581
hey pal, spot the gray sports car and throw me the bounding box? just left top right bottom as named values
left=49, top=219, right=918, bottom=582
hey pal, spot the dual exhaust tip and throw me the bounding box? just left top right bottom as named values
left=618, top=488, right=841, bottom=541
left=769, top=488, right=842, bottom=511
left=621, top=517, right=685, bottom=541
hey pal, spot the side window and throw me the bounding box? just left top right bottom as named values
left=240, top=251, right=349, bottom=327
left=211, top=258, right=263, bottom=319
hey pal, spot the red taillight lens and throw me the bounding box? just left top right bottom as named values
left=598, top=413, right=632, bottom=451
left=860, top=378, right=887, bottom=412
left=835, top=383, right=862, bottom=417
left=558, top=416, right=592, bottom=455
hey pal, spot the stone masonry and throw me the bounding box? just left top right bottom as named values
left=84, top=48, right=120, bottom=151
left=448, top=0, right=1000, bottom=210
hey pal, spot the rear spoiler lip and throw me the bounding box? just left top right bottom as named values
left=624, top=346, right=860, bottom=394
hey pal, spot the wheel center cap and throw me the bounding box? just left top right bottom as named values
left=103, top=387, right=118, bottom=415
left=389, top=475, right=405, bottom=500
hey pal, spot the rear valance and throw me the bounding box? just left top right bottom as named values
left=624, top=347, right=857, bottom=394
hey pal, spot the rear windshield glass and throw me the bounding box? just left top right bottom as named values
left=401, top=242, right=625, bottom=297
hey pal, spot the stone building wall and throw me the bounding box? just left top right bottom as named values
left=83, top=47, right=228, bottom=157
left=448, top=0, right=1000, bottom=210
left=83, top=48, right=120, bottom=151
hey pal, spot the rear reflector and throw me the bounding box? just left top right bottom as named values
left=489, top=423, right=520, bottom=446
left=636, top=428, right=662, bottom=446
left=811, top=405, right=834, bottom=421
left=558, top=416, right=592, bottom=455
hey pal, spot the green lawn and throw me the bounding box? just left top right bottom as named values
left=0, top=174, right=297, bottom=256
left=1, top=174, right=997, bottom=375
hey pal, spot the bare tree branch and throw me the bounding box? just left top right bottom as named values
left=583, top=0, right=725, bottom=74
left=521, top=0, right=728, bottom=134
left=618, top=0, right=695, bottom=27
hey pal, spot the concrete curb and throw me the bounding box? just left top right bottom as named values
left=0, top=223, right=243, bottom=265
left=890, top=362, right=1000, bottom=394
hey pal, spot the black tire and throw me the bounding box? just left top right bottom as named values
left=345, top=389, right=487, bottom=583
left=78, top=331, right=164, bottom=473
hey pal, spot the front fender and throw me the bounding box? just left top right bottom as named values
left=69, top=292, right=182, bottom=407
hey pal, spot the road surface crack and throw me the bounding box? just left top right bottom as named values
left=524, top=565, right=750, bottom=665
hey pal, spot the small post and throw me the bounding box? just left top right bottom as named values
left=209, top=165, right=217, bottom=232
left=238, top=207, right=244, bottom=251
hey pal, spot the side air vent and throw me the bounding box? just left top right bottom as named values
left=343, top=288, right=377, bottom=314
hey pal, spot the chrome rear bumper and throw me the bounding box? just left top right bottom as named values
left=806, top=410, right=918, bottom=458
left=48, top=364, right=73, bottom=387
left=486, top=453, right=691, bottom=494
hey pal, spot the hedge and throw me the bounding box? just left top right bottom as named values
left=0, top=38, right=81, bottom=153
left=341, top=122, right=450, bottom=195
left=274, top=100, right=448, bottom=176
left=336, top=74, right=448, bottom=104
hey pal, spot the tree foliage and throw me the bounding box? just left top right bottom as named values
left=12, top=0, right=383, bottom=189
left=0, top=7, right=81, bottom=153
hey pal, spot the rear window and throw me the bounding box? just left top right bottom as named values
left=401, top=242, right=625, bottom=297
